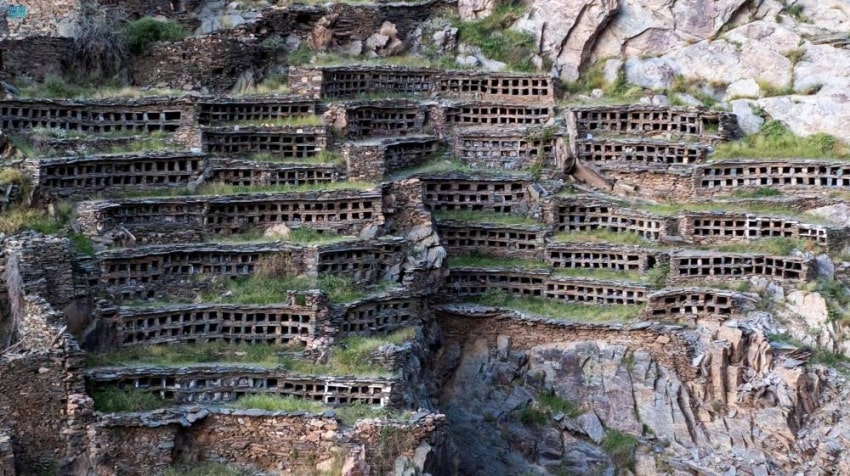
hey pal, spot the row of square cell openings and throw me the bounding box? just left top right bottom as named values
left=442, top=230, right=543, bottom=240
left=1, top=121, right=180, bottom=132
left=699, top=178, right=850, bottom=187
left=0, top=108, right=182, bottom=121
left=674, top=257, right=803, bottom=268
left=125, top=312, right=313, bottom=327
left=650, top=306, right=733, bottom=316
left=112, top=201, right=375, bottom=214
left=425, top=183, right=525, bottom=191
left=122, top=325, right=311, bottom=342
left=110, top=379, right=385, bottom=394
left=44, top=161, right=202, bottom=176
left=548, top=252, right=643, bottom=262
left=122, top=335, right=304, bottom=345
left=578, top=111, right=701, bottom=123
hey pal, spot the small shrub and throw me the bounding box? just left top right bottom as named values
left=537, top=391, right=582, bottom=418
left=68, top=233, right=95, bottom=256
left=123, top=17, right=187, bottom=55
left=287, top=43, right=313, bottom=65
left=72, top=1, right=126, bottom=78
left=713, top=120, right=849, bottom=160
left=518, top=404, right=548, bottom=425
left=453, top=3, right=538, bottom=72
left=602, top=429, right=638, bottom=471
left=646, top=264, right=670, bottom=290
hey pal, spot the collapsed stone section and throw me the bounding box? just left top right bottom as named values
left=344, top=135, right=443, bottom=181
left=576, top=138, right=709, bottom=166
left=89, top=408, right=445, bottom=476
left=131, top=34, right=263, bottom=92
left=645, top=288, right=758, bottom=321
left=438, top=220, right=548, bottom=259
left=544, top=196, right=676, bottom=240
left=86, top=365, right=398, bottom=406
left=678, top=211, right=850, bottom=250
left=196, top=97, right=317, bottom=126
left=76, top=189, right=383, bottom=241
left=421, top=176, right=534, bottom=213
left=0, top=37, right=74, bottom=82
left=289, top=66, right=556, bottom=104
left=452, top=126, right=568, bottom=172
left=570, top=105, right=738, bottom=141
left=668, top=251, right=815, bottom=284
left=443, top=267, right=651, bottom=305
left=545, top=243, right=665, bottom=273
left=693, top=159, right=850, bottom=196
left=201, top=125, right=330, bottom=157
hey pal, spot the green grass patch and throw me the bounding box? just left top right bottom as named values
left=550, top=267, right=644, bottom=282
left=68, top=232, right=96, bottom=256
left=0, top=207, right=64, bottom=235
left=449, top=253, right=550, bottom=270
left=467, top=289, right=641, bottom=323
left=711, top=237, right=819, bottom=255
left=212, top=227, right=356, bottom=246
left=452, top=4, right=540, bottom=72
left=113, top=180, right=375, bottom=199
left=86, top=342, right=288, bottom=368
left=231, top=115, right=323, bottom=128
left=731, top=187, right=783, bottom=198
left=635, top=200, right=828, bottom=224
left=518, top=404, right=548, bottom=425
left=100, top=131, right=174, bottom=154
left=206, top=274, right=373, bottom=305
left=230, top=395, right=328, bottom=413
left=8, top=135, right=36, bottom=158
left=247, top=150, right=343, bottom=166
left=434, top=210, right=542, bottom=226
left=603, top=429, right=638, bottom=471
left=123, top=17, right=187, bottom=55
left=165, top=463, right=252, bottom=476
left=551, top=229, right=658, bottom=248
left=282, top=327, right=414, bottom=378
left=92, top=387, right=167, bottom=413
left=713, top=120, right=849, bottom=160
left=537, top=391, right=582, bottom=418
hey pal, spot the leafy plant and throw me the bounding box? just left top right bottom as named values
left=123, top=17, right=187, bottom=55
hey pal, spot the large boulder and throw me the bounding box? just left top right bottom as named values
left=516, top=0, right=618, bottom=81
left=757, top=87, right=850, bottom=142
left=458, top=0, right=497, bottom=21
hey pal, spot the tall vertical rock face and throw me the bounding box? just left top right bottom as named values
left=434, top=311, right=833, bottom=475
left=516, top=0, right=619, bottom=81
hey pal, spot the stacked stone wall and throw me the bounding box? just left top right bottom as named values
left=571, top=105, right=738, bottom=141
left=131, top=34, right=264, bottom=92
left=289, top=66, right=554, bottom=103
left=76, top=189, right=383, bottom=241
left=576, top=138, right=709, bottom=166
left=202, top=125, right=329, bottom=157
left=197, top=97, right=316, bottom=126
left=421, top=176, right=533, bottom=213
left=439, top=221, right=548, bottom=259
left=668, top=251, right=815, bottom=284
left=344, top=136, right=442, bottom=181
left=3, top=0, right=79, bottom=39
left=645, top=288, right=758, bottom=321
left=86, top=366, right=398, bottom=406
left=0, top=37, right=74, bottom=81
left=693, top=159, right=850, bottom=197
left=544, top=197, right=676, bottom=240
left=452, top=126, right=566, bottom=172
left=678, top=212, right=848, bottom=249
left=443, top=267, right=651, bottom=305
left=545, top=243, right=664, bottom=273
left=336, top=293, right=429, bottom=336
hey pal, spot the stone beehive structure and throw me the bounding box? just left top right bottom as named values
left=0, top=5, right=849, bottom=472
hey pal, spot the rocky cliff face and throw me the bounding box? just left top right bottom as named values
left=432, top=308, right=836, bottom=475
left=504, top=0, right=850, bottom=141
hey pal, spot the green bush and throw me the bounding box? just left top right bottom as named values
left=602, top=429, right=638, bottom=471
left=123, top=17, right=187, bottom=55
left=713, top=120, right=849, bottom=160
